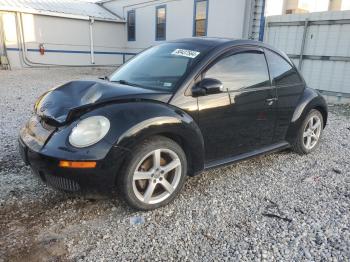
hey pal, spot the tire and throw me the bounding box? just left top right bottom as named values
left=292, top=109, right=324, bottom=155
left=117, top=135, right=187, bottom=210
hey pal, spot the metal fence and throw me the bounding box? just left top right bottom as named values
left=264, top=11, right=350, bottom=103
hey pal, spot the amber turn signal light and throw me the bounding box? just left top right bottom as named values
left=59, top=160, right=97, bottom=168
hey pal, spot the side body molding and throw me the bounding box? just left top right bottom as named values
left=99, top=101, right=205, bottom=176
left=285, top=87, right=328, bottom=144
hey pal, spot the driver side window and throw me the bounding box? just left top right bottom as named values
left=205, top=51, right=270, bottom=92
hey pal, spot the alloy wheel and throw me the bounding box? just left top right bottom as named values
left=132, top=148, right=182, bottom=204
left=303, top=115, right=322, bottom=150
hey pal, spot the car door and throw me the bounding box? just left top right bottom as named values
left=264, top=49, right=305, bottom=143
left=197, top=46, right=277, bottom=162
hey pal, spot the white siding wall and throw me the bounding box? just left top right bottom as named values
left=2, top=12, right=126, bottom=68
left=25, top=14, right=92, bottom=65
left=265, top=11, right=350, bottom=102
left=104, top=0, right=251, bottom=52
left=1, top=12, right=22, bottom=67
left=92, top=20, right=127, bottom=65
left=208, top=0, right=248, bottom=38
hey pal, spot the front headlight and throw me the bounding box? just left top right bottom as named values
left=69, top=116, right=110, bottom=148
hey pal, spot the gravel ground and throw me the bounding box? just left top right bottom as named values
left=0, top=68, right=349, bottom=261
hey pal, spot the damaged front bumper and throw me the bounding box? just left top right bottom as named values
left=18, top=115, right=128, bottom=193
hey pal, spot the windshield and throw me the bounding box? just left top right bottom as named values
left=109, top=43, right=210, bottom=91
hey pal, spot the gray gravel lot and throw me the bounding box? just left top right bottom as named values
left=0, top=68, right=349, bottom=261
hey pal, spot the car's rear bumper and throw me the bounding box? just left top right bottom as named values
left=18, top=136, right=128, bottom=193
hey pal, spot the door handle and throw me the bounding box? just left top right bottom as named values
left=266, top=97, right=278, bottom=106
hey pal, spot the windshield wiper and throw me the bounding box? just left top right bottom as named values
left=112, top=79, right=141, bottom=87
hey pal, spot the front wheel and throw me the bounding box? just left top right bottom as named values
left=118, top=136, right=187, bottom=210
left=292, top=109, right=324, bottom=154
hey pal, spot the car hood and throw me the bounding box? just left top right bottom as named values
left=35, top=80, right=173, bottom=124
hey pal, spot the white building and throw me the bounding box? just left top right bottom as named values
left=0, top=0, right=127, bottom=68
left=101, top=0, right=263, bottom=54
left=0, top=0, right=265, bottom=69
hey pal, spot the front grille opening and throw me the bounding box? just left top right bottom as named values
left=44, top=174, right=80, bottom=192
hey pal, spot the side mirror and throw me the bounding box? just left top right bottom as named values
left=192, top=78, right=224, bottom=97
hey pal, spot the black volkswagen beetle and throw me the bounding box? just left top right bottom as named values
left=19, top=38, right=327, bottom=210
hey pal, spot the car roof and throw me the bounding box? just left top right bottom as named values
left=170, top=37, right=271, bottom=49
left=169, top=37, right=291, bottom=63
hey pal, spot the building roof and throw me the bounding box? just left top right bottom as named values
left=0, top=0, right=124, bottom=22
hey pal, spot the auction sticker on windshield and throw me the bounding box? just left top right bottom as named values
left=171, top=49, right=200, bottom=59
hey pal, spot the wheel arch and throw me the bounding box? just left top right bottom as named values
left=116, top=129, right=204, bottom=177
left=313, top=105, right=328, bottom=128
left=286, top=87, right=328, bottom=144
left=102, top=102, right=205, bottom=177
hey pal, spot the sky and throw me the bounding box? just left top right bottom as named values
left=266, top=0, right=350, bottom=16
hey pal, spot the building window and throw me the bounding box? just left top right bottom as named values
left=193, top=0, right=208, bottom=36
left=127, top=10, right=135, bottom=41
left=155, top=5, right=166, bottom=41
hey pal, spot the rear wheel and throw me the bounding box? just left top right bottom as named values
left=292, top=109, right=323, bottom=154
left=118, top=136, right=187, bottom=210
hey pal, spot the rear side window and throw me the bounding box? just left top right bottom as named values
left=205, top=51, right=270, bottom=91
left=264, top=49, right=302, bottom=86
